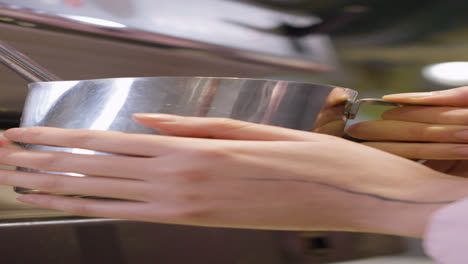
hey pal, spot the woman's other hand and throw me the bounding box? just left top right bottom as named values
left=346, top=86, right=468, bottom=176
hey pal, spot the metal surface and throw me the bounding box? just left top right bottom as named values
left=0, top=1, right=335, bottom=71
left=0, top=220, right=404, bottom=263
left=0, top=40, right=61, bottom=82
left=20, top=77, right=356, bottom=133
left=15, top=77, right=355, bottom=194
left=15, top=76, right=403, bottom=195
left=0, top=217, right=122, bottom=228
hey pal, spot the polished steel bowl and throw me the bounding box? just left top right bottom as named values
left=15, top=76, right=396, bottom=195
left=20, top=77, right=357, bottom=133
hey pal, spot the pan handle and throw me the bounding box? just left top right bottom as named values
left=346, top=98, right=400, bottom=119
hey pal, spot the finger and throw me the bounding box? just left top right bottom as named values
left=313, top=105, right=348, bottom=129
left=324, top=87, right=351, bottom=107
left=3, top=127, right=196, bottom=156
left=0, top=139, right=8, bottom=147
left=0, top=147, right=152, bottom=180
left=17, top=194, right=151, bottom=220
left=420, top=160, right=458, bottom=173
left=0, top=169, right=149, bottom=201
left=0, top=134, right=19, bottom=149
left=363, top=142, right=468, bottom=160
left=382, top=106, right=468, bottom=125
left=382, top=86, right=468, bottom=107
left=313, top=120, right=346, bottom=136
left=133, top=114, right=328, bottom=141
left=17, top=195, right=208, bottom=225
left=346, top=120, right=468, bottom=143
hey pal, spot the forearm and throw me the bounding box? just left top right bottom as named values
left=247, top=165, right=462, bottom=237
left=348, top=197, right=445, bottom=238
left=338, top=172, right=468, bottom=238
left=296, top=191, right=440, bottom=237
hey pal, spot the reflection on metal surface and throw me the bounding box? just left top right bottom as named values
left=313, top=87, right=353, bottom=136
left=0, top=217, right=121, bottom=227
left=0, top=1, right=336, bottom=71
left=15, top=77, right=356, bottom=195
left=422, top=62, right=468, bottom=87
left=61, top=14, right=127, bottom=28
left=87, top=78, right=132, bottom=130
left=0, top=39, right=62, bottom=82
left=21, top=77, right=351, bottom=133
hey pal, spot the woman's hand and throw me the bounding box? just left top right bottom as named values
left=346, top=86, right=468, bottom=176
left=0, top=115, right=467, bottom=237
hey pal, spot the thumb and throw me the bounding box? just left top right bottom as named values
left=132, top=113, right=329, bottom=141
left=382, top=86, right=468, bottom=107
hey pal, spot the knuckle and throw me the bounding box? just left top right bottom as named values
left=175, top=167, right=210, bottom=183
left=67, top=203, right=95, bottom=216
left=71, top=131, right=96, bottom=147
left=167, top=206, right=211, bottom=221
left=420, top=125, right=445, bottom=142
left=150, top=160, right=209, bottom=183
left=395, top=143, right=425, bottom=158
left=416, top=125, right=432, bottom=142
left=212, top=117, right=241, bottom=128
left=170, top=148, right=227, bottom=182
left=345, top=122, right=366, bottom=138
left=35, top=154, right=66, bottom=170
left=192, top=146, right=229, bottom=160
left=177, top=192, right=204, bottom=202
left=419, top=128, right=430, bottom=142
left=211, top=118, right=252, bottom=131
left=381, top=108, right=403, bottom=120
left=406, top=144, right=427, bottom=159
left=0, top=173, right=17, bottom=186
left=36, top=176, right=66, bottom=192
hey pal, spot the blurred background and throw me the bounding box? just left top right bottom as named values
left=1, top=0, right=468, bottom=263
left=3, top=0, right=468, bottom=117
left=246, top=0, right=468, bottom=89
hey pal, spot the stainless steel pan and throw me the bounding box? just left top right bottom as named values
left=1, top=40, right=398, bottom=195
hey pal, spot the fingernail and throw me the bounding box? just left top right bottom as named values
left=133, top=113, right=178, bottom=122
left=455, top=130, right=468, bottom=140
left=382, top=92, right=435, bottom=100
left=344, top=123, right=360, bottom=135
left=3, top=128, right=26, bottom=139
left=0, top=139, right=8, bottom=147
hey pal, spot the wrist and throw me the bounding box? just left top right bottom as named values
left=369, top=202, right=444, bottom=238
left=348, top=172, right=468, bottom=238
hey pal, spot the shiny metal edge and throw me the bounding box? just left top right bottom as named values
left=0, top=217, right=122, bottom=227
left=346, top=98, right=400, bottom=119
left=0, top=39, right=62, bottom=82
left=0, top=3, right=331, bottom=72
